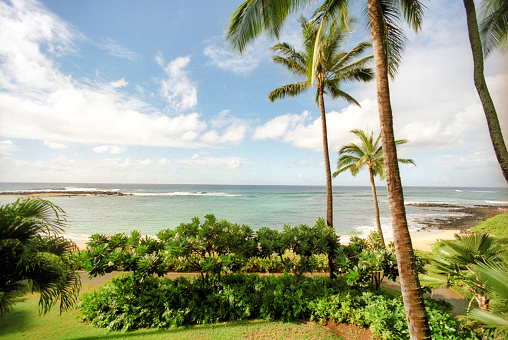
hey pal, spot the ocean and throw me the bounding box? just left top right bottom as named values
left=0, top=183, right=507, bottom=244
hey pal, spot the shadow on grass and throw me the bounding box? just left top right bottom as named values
left=0, top=308, right=33, bottom=336
left=69, top=320, right=310, bottom=340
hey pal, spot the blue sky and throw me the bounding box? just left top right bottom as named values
left=0, top=0, right=507, bottom=187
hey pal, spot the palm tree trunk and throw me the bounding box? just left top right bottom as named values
left=318, top=86, right=333, bottom=228
left=463, top=0, right=508, bottom=183
left=318, top=85, right=336, bottom=279
left=367, top=1, right=430, bottom=339
left=369, top=166, right=385, bottom=247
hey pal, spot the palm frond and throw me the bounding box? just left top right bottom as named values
left=270, top=42, right=307, bottom=75
left=324, top=86, right=359, bottom=105
left=0, top=198, right=80, bottom=316
left=399, top=0, right=426, bottom=32
left=226, top=0, right=311, bottom=53
left=479, top=0, right=508, bottom=56
left=379, top=0, right=407, bottom=78
left=268, top=81, right=310, bottom=102
left=469, top=309, right=508, bottom=330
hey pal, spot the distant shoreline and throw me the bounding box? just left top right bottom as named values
left=0, top=190, right=130, bottom=197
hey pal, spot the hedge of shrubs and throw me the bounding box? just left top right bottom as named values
left=75, top=215, right=479, bottom=338
left=75, top=214, right=398, bottom=287
left=77, top=273, right=479, bottom=339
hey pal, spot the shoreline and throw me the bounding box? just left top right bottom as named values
left=0, top=190, right=128, bottom=197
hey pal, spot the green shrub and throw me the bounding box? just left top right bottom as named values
left=78, top=273, right=344, bottom=330
left=309, top=291, right=480, bottom=340
left=471, top=213, right=508, bottom=239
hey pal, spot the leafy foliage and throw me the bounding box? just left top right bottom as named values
left=0, top=198, right=80, bottom=316
left=334, top=232, right=399, bottom=289
left=78, top=273, right=344, bottom=330
left=310, top=291, right=480, bottom=340
left=80, top=215, right=338, bottom=282
left=78, top=272, right=478, bottom=339
left=471, top=213, right=508, bottom=239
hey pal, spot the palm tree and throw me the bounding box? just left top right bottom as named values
left=269, top=16, right=373, bottom=279
left=463, top=0, right=508, bottom=183
left=469, top=260, right=508, bottom=338
left=0, top=198, right=81, bottom=316
left=226, top=1, right=431, bottom=338
left=333, top=129, right=414, bottom=247
left=268, top=17, right=374, bottom=230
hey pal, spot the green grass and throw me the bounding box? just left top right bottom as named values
left=0, top=284, right=342, bottom=340
left=470, top=212, right=508, bottom=238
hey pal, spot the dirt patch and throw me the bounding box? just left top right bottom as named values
left=319, top=321, right=372, bottom=340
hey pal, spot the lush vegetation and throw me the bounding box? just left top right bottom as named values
left=72, top=214, right=487, bottom=338
left=470, top=212, right=508, bottom=239
left=77, top=272, right=480, bottom=339
left=420, top=229, right=508, bottom=339
left=76, top=214, right=397, bottom=289
left=0, top=198, right=80, bottom=316
left=0, top=284, right=341, bottom=340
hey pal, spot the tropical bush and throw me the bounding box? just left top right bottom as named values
left=80, top=230, right=166, bottom=282
left=470, top=213, right=508, bottom=239
left=77, top=273, right=345, bottom=330
left=0, top=198, right=80, bottom=316
left=79, top=215, right=339, bottom=281
left=158, top=214, right=258, bottom=280
left=334, top=232, right=398, bottom=289
left=310, top=290, right=480, bottom=340
left=78, top=272, right=479, bottom=338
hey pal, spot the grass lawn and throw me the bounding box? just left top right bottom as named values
left=0, top=284, right=342, bottom=340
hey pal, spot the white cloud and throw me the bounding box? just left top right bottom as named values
left=178, top=154, right=247, bottom=170
left=253, top=111, right=310, bottom=141
left=110, top=78, right=128, bottom=88
left=44, top=140, right=66, bottom=149
left=253, top=100, right=380, bottom=152
left=157, top=54, right=197, bottom=111
left=200, top=124, right=246, bottom=145
left=93, top=145, right=125, bottom=154
left=204, top=37, right=269, bottom=74
left=99, top=37, right=138, bottom=60
left=0, top=2, right=211, bottom=148
left=0, top=140, right=15, bottom=155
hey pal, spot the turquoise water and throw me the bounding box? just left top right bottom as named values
left=1, top=183, right=506, bottom=243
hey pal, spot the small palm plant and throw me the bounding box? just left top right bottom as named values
left=0, top=198, right=80, bottom=316
left=333, top=129, right=414, bottom=246
left=419, top=232, right=505, bottom=311
left=469, top=259, right=508, bottom=338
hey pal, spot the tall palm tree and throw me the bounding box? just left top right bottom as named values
left=333, top=129, right=414, bottom=247
left=0, top=198, right=80, bottom=316
left=268, top=17, right=374, bottom=230
left=226, top=1, right=431, bottom=338
left=463, top=0, right=508, bottom=183
left=269, top=17, right=373, bottom=279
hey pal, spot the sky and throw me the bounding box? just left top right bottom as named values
left=0, top=0, right=507, bottom=187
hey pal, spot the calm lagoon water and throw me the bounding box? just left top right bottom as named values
left=1, top=183, right=506, bottom=243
